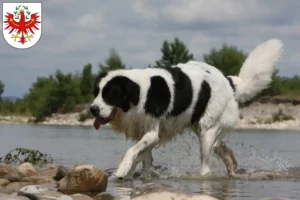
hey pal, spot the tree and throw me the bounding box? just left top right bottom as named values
left=203, top=44, right=247, bottom=76
left=0, top=81, right=4, bottom=101
left=99, top=48, right=126, bottom=73
left=80, top=63, right=94, bottom=102
left=155, top=37, right=194, bottom=68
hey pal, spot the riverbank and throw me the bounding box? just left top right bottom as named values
left=1, top=100, right=300, bottom=130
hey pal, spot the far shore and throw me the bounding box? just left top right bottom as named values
left=1, top=98, right=300, bottom=131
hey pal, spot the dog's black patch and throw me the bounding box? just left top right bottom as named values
left=94, top=72, right=107, bottom=97
left=226, top=76, right=235, bottom=92
left=165, top=67, right=193, bottom=116
left=191, top=81, right=211, bottom=124
left=145, top=76, right=171, bottom=117
left=102, top=76, right=140, bottom=112
left=206, top=70, right=210, bottom=74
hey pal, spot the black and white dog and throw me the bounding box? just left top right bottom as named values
left=90, top=39, right=283, bottom=179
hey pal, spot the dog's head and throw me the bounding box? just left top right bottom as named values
left=90, top=72, right=140, bottom=130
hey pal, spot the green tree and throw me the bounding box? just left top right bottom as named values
left=155, top=37, right=194, bottom=68
left=0, top=81, right=4, bottom=101
left=80, top=63, right=94, bottom=102
left=99, top=48, right=126, bottom=73
left=203, top=44, right=247, bottom=76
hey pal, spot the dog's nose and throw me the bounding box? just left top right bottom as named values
left=90, top=105, right=100, bottom=116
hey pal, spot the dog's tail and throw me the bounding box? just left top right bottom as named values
left=227, top=38, right=283, bottom=103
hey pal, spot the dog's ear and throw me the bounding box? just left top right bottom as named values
left=125, top=80, right=140, bottom=106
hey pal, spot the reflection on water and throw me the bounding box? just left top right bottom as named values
left=0, top=124, right=300, bottom=199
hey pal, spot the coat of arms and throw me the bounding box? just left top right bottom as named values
left=2, top=3, right=42, bottom=49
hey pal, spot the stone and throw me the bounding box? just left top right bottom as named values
left=18, top=185, right=65, bottom=200
left=0, top=178, right=10, bottom=187
left=93, top=192, right=115, bottom=200
left=70, top=193, right=94, bottom=200
left=0, top=164, right=25, bottom=182
left=19, top=185, right=49, bottom=194
left=18, top=190, right=65, bottom=200
left=53, top=165, right=70, bottom=181
left=0, top=193, right=30, bottom=200
left=58, top=165, right=108, bottom=193
left=6, top=182, right=32, bottom=191
left=18, top=163, right=39, bottom=177
left=22, top=176, right=54, bottom=184
left=130, top=183, right=219, bottom=200
left=37, top=164, right=59, bottom=178
left=57, top=195, right=73, bottom=200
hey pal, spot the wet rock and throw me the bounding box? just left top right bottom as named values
left=56, top=194, right=94, bottom=200
left=53, top=165, right=70, bottom=181
left=19, top=190, right=64, bottom=200
left=0, top=193, right=30, bottom=200
left=70, top=194, right=94, bottom=200
left=58, top=165, right=108, bottom=193
left=130, top=183, right=219, bottom=200
left=22, top=176, right=54, bottom=184
left=93, top=192, right=115, bottom=200
left=18, top=163, right=39, bottom=177
left=37, top=164, right=59, bottom=178
left=19, top=185, right=49, bottom=194
left=6, top=182, right=32, bottom=191
left=0, top=178, right=10, bottom=187
left=18, top=185, right=64, bottom=200
left=0, top=164, right=25, bottom=182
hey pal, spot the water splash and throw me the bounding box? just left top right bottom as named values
left=149, top=133, right=294, bottom=179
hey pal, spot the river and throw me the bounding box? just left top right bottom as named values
left=0, top=124, right=299, bottom=199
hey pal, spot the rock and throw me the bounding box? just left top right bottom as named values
left=37, top=164, right=59, bottom=178
left=130, top=183, right=219, bottom=200
left=93, top=192, right=115, bottom=200
left=6, top=182, right=32, bottom=191
left=53, top=165, right=70, bottom=181
left=0, top=193, right=30, bottom=200
left=58, top=165, right=108, bottom=193
left=18, top=190, right=64, bottom=200
left=70, top=194, right=94, bottom=200
left=18, top=185, right=65, bottom=200
left=18, top=163, right=39, bottom=177
left=57, top=195, right=74, bottom=200
left=22, top=176, right=54, bottom=184
left=19, top=185, right=49, bottom=194
left=0, top=164, right=25, bottom=182
left=0, top=178, right=10, bottom=187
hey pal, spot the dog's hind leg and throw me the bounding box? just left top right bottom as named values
left=214, top=141, right=237, bottom=177
left=194, top=125, right=220, bottom=176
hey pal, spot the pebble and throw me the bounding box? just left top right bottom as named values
left=0, top=179, right=10, bottom=187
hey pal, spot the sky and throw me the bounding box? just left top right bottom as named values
left=1, top=0, right=300, bottom=97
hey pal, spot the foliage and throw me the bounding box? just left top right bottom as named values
left=155, top=37, right=194, bottom=68
left=203, top=44, right=247, bottom=76
left=0, top=148, right=53, bottom=165
left=99, top=48, right=126, bottom=73
left=0, top=80, right=4, bottom=101
left=80, top=64, right=94, bottom=102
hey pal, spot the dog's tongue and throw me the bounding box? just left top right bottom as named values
left=93, top=118, right=102, bottom=130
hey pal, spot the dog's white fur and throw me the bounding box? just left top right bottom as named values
left=91, top=39, right=283, bottom=179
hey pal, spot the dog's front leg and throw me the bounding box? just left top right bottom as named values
left=115, top=124, right=159, bottom=179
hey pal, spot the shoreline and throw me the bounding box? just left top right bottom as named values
left=1, top=100, right=300, bottom=131
left=0, top=114, right=299, bottom=131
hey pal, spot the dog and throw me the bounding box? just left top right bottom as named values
left=90, top=39, right=283, bottom=180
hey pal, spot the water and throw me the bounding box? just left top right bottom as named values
left=0, top=123, right=300, bottom=199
